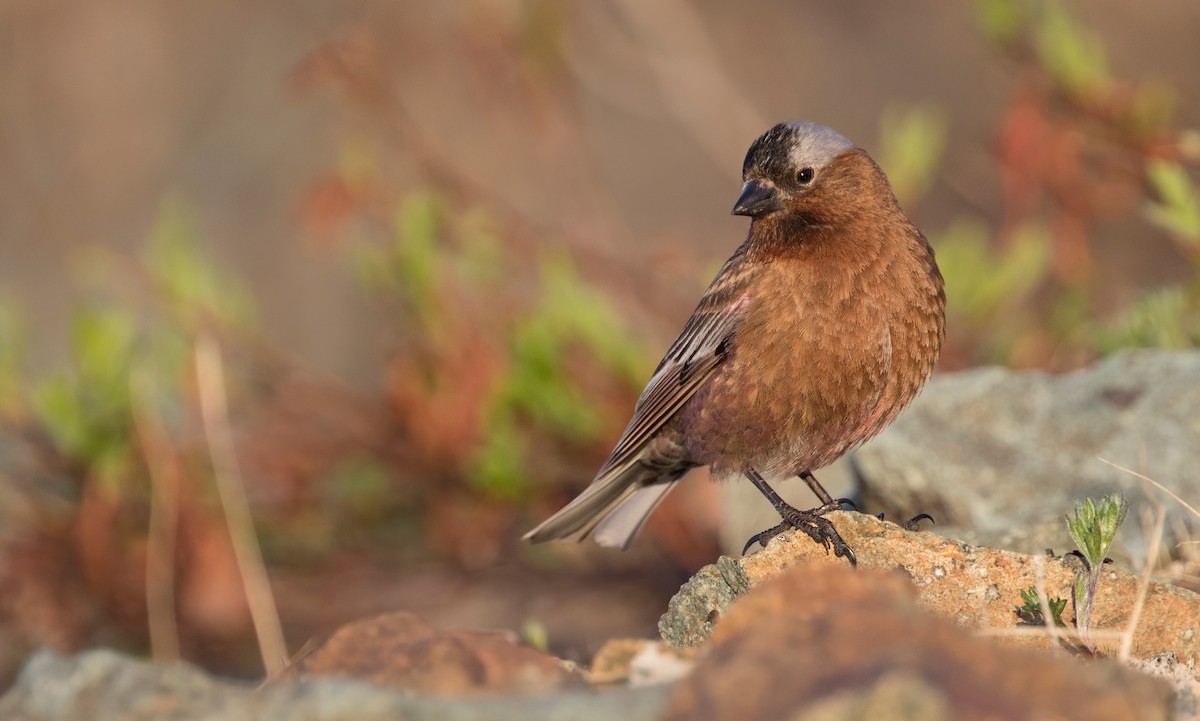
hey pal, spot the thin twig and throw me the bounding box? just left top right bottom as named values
left=1119, top=505, right=1166, bottom=663
left=1098, top=457, right=1199, bottom=519
left=977, top=626, right=1123, bottom=640
left=257, top=637, right=320, bottom=690
left=131, top=368, right=181, bottom=663
left=195, top=333, right=288, bottom=674
left=1033, top=554, right=1068, bottom=651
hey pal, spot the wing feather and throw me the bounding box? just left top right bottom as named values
left=523, top=250, right=757, bottom=545
left=594, top=256, right=754, bottom=479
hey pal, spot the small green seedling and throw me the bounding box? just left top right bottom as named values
left=1066, top=492, right=1129, bottom=651
left=1017, top=586, right=1068, bottom=627
left=521, top=618, right=550, bottom=653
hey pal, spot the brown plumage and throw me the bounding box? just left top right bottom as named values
left=524, top=122, right=945, bottom=563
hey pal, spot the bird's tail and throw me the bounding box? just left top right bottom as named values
left=523, top=461, right=685, bottom=550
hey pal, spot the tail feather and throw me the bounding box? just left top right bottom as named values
left=523, top=461, right=684, bottom=548
left=592, top=481, right=677, bottom=549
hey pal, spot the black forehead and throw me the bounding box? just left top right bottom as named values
left=739, top=122, right=796, bottom=175
left=742, top=123, right=798, bottom=178
left=741, top=121, right=855, bottom=180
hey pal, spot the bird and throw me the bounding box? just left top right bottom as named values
left=523, top=121, right=945, bottom=564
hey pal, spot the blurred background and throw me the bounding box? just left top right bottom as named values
left=0, top=0, right=1198, bottom=685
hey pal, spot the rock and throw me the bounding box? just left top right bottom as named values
left=851, top=350, right=1200, bottom=560
left=656, top=564, right=736, bottom=648
left=664, top=563, right=1175, bottom=721
left=1128, top=653, right=1200, bottom=720
left=0, top=648, right=672, bottom=721
left=282, top=611, right=583, bottom=695
left=588, top=638, right=697, bottom=687
left=659, top=511, right=1200, bottom=671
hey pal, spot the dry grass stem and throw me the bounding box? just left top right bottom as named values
left=1119, top=505, right=1167, bottom=663
left=977, top=626, right=1124, bottom=641
left=131, top=368, right=181, bottom=663
left=1098, top=457, right=1200, bottom=520
left=1033, top=554, right=1068, bottom=650
left=195, top=333, right=288, bottom=674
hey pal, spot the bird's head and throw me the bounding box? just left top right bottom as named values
left=732, top=122, right=873, bottom=225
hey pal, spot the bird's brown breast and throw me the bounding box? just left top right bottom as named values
left=678, top=218, right=944, bottom=480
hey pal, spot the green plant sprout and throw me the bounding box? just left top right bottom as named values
left=1017, top=586, right=1068, bottom=627
left=521, top=618, right=550, bottom=653
left=1066, top=492, right=1129, bottom=652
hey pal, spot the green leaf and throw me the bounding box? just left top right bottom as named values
left=977, top=0, right=1023, bottom=44
left=393, top=192, right=444, bottom=326
left=1035, top=0, right=1110, bottom=99
left=521, top=618, right=550, bottom=652
left=1094, top=286, right=1200, bottom=353
left=32, top=375, right=90, bottom=458
left=936, top=219, right=1050, bottom=325
left=147, top=198, right=256, bottom=329
left=1065, top=492, right=1128, bottom=568
left=877, top=104, right=948, bottom=207
left=74, top=308, right=134, bottom=378
left=1049, top=595, right=1068, bottom=625
left=1145, top=161, right=1200, bottom=242
left=1018, top=586, right=1068, bottom=626
left=467, top=420, right=531, bottom=500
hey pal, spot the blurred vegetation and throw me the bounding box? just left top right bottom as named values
left=353, top=191, right=650, bottom=505
left=0, top=0, right=1197, bottom=684
left=28, top=201, right=253, bottom=487
left=0, top=201, right=270, bottom=676
left=897, top=0, right=1200, bottom=368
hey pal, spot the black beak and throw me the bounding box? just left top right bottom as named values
left=731, top=179, right=780, bottom=217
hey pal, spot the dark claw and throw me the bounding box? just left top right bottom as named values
left=873, top=511, right=936, bottom=531
left=741, top=521, right=791, bottom=555
left=741, top=531, right=766, bottom=556
left=832, top=497, right=858, bottom=512
left=902, top=513, right=935, bottom=531
left=741, top=535, right=761, bottom=556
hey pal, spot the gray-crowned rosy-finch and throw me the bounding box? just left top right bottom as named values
left=524, top=121, right=946, bottom=564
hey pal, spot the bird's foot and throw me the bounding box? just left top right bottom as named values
left=742, top=499, right=857, bottom=566
left=874, top=511, right=936, bottom=531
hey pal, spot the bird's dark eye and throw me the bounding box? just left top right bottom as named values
left=797, top=167, right=815, bottom=184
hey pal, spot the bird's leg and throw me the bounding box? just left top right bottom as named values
left=800, top=470, right=835, bottom=506
left=742, top=469, right=857, bottom=566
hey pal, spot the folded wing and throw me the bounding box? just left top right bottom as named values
left=523, top=256, right=755, bottom=548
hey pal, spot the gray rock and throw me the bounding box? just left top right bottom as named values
left=0, top=649, right=672, bottom=721
left=656, top=564, right=735, bottom=649
left=851, top=350, right=1200, bottom=560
